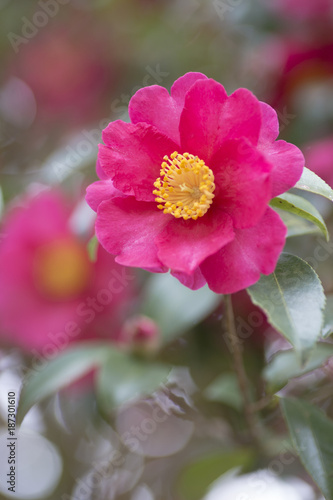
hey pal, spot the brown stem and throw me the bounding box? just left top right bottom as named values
left=249, top=395, right=274, bottom=413
left=224, top=294, right=262, bottom=445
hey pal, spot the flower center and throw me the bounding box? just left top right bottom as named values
left=33, top=239, right=91, bottom=300
left=153, top=152, right=215, bottom=220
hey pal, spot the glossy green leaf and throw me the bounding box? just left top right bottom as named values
left=87, top=235, right=99, bottom=262
left=271, top=192, right=329, bottom=241
left=17, top=343, right=111, bottom=425
left=323, top=294, right=333, bottom=338
left=97, top=352, right=171, bottom=412
left=142, top=273, right=220, bottom=343
left=264, top=343, right=333, bottom=391
left=176, top=449, right=255, bottom=500
left=275, top=209, right=322, bottom=238
left=281, top=397, right=333, bottom=500
left=204, top=373, right=243, bottom=410
left=295, top=167, right=333, bottom=202
left=248, top=253, right=325, bottom=360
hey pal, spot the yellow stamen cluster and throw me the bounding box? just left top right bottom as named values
left=153, top=152, right=215, bottom=220
left=34, top=240, right=91, bottom=300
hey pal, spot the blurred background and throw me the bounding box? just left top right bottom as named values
left=0, top=0, right=333, bottom=499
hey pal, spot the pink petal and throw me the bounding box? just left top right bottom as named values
left=96, top=197, right=168, bottom=271
left=2, top=190, right=70, bottom=245
left=0, top=291, right=84, bottom=352
left=259, top=101, right=279, bottom=143
left=129, top=72, right=207, bottom=144
left=99, top=121, right=178, bottom=202
left=96, top=158, right=108, bottom=180
left=259, top=140, right=304, bottom=198
left=86, top=180, right=126, bottom=212
left=180, top=81, right=262, bottom=164
left=211, top=138, right=272, bottom=229
left=129, top=86, right=180, bottom=144
left=222, top=88, right=262, bottom=145
left=200, top=208, right=287, bottom=294
left=179, top=79, right=228, bottom=163
left=258, top=102, right=304, bottom=197
left=170, top=72, right=208, bottom=107
left=155, top=208, right=234, bottom=274
left=171, top=268, right=206, bottom=290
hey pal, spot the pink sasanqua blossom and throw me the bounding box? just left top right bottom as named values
left=0, top=190, right=134, bottom=353
left=86, top=73, right=304, bottom=294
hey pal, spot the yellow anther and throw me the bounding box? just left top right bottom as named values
left=153, top=151, right=215, bottom=220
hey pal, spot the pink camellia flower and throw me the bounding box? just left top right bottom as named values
left=304, top=137, right=333, bottom=188
left=86, top=73, right=304, bottom=294
left=0, top=190, right=135, bottom=354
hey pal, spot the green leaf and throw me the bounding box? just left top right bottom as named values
left=323, top=294, right=333, bottom=338
left=295, top=167, right=333, bottom=202
left=275, top=209, right=322, bottom=238
left=176, top=449, right=255, bottom=500
left=142, top=273, right=220, bottom=343
left=204, top=373, right=243, bottom=411
left=264, top=343, right=333, bottom=391
left=0, top=185, right=4, bottom=219
left=271, top=192, right=329, bottom=241
left=17, top=343, right=111, bottom=425
left=97, top=352, right=171, bottom=412
left=248, top=253, right=325, bottom=361
left=280, top=397, right=333, bottom=500
left=87, top=235, right=99, bottom=262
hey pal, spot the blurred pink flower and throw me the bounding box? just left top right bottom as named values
left=267, top=0, right=333, bottom=21
left=304, top=137, right=333, bottom=188
left=253, top=37, right=333, bottom=110
left=0, top=190, right=135, bottom=353
left=10, top=23, right=113, bottom=126
left=87, top=73, right=304, bottom=294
